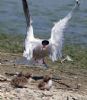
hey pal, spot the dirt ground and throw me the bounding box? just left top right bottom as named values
left=0, top=52, right=87, bottom=100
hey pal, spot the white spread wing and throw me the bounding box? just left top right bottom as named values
left=49, top=11, right=73, bottom=62
left=49, top=2, right=79, bottom=62
left=49, top=1, right=79, bottom=62
left=23, top=25, right=41, bottom=60
left=22, top=0, right=42, bottom=60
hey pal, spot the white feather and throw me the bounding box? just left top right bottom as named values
left=49, top=12, right=72, bottom=62
left=23, top=0, right=78, bottom=62
left=23, top=24, right=42, bottom=60
left=48, top=80, right=53, bottom=87
left=66, top=55, right=73, bottom=61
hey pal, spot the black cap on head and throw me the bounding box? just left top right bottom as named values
left=42, top=40, right=49, bottom=46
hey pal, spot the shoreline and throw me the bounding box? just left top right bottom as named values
left=0, top=33, right=87, bottom=99
left=0, top=33, right=87, bottom=69
left=0, top=52, right=87, bottom=100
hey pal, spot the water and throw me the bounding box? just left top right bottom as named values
left=0, top=0, right=87, bottom=46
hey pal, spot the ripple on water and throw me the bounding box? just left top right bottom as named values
left=0, top=0, right=87, bottom=45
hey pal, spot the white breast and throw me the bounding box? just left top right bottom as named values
left=48, top=80, right=53, bottom=87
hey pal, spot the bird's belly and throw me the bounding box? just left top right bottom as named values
left=33, top=47, right=50, bottom=59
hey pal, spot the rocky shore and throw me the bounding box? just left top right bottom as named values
left=0, top=52, right=87, bottom=100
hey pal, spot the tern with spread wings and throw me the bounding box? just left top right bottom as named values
left=22, top=0, right=79, bottom=67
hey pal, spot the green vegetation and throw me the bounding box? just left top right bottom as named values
left=0, top=33, right=24, bottom=53
left=0, top=33, right=87, bottom=69
left=47, top=45, right=87, bottom=71
left=63, top=44, right=87, bottom=69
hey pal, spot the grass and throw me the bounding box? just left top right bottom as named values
left=0, top=33, right=87, bottom=70
left=63, top=44, right=87, bottom=69
left=0, top=33, right=24, bottom=53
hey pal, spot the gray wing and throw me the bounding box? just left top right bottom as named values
left=22, top=0, right=30, bottom=27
